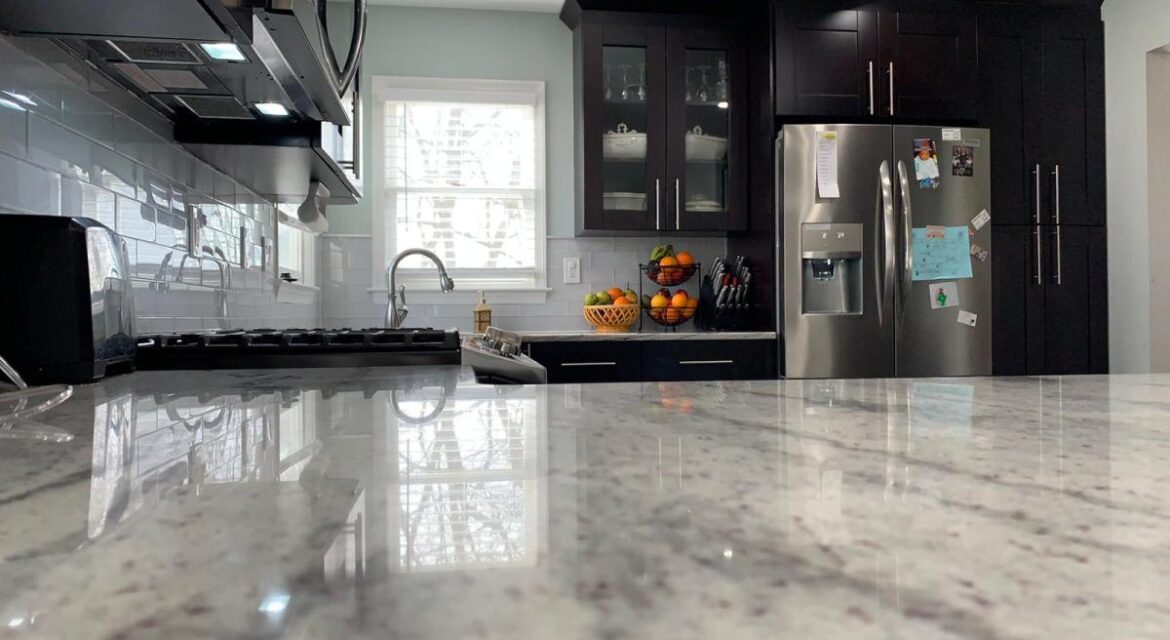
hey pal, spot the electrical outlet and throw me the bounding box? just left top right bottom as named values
left=563, top=256, right=581, bottom=284
left=564, top=385, right=582, bottom=409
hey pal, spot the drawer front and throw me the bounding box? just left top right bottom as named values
left=641, top=340, right=776, bottom=381
left=528, top=342, right=642, bottom=384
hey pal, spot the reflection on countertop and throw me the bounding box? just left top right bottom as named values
left=1, top=369, right=1170, bottom=639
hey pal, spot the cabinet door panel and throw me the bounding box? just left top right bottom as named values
left=1040, top=11, right=1106, bottom=227
left=528, top=341, right=642, bottom=384
left=879, top=10, right=977, bottom=120
left=579, top=23, right=667, bottom=233
left=992, top=226, right=1046, bottom=375
left=978, top=7, right=1043, bottom=226
left=667, top=27, right=747, bottom=232
left=1043, top=226, right=1108, bottom=374
left=642, top=340, right=776, bottom=381
left=774, top=7, right=878, bottom=117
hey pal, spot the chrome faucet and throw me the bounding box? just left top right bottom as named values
left=385, top=248, right=454, bottom=329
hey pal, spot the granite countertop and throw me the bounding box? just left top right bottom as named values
left=513, top=330, right=777, bottom=342
left=2, top=367, right=1168, bottom=639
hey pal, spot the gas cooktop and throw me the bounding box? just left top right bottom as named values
left=135, top=328, right=461, bottom=370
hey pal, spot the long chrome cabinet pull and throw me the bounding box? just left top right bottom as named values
left=561, top=362, right=616, bottom=367
left=867, top=61, right=875, bottom=115
left=655, top=179, right=661, bottom=230
left=1034, top=225, right=1043, bottom=285
left=679, top=360, right=735, bottom=365
left=1053, top=227, right=1063, bottom=285
left=1033, top=164, right=1042, bottom=223
left=1052, top=164, right=1062, bottom=285
left=1052, top=164, right=1062, bottom=224
left=675, top=178, right=681, bottom=230
left=888, top=62, right=895, bottom=116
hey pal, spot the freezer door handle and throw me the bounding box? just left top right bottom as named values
left=877, top=160, right=895, bottom=326
left=896, top=159, right=913, bottom=321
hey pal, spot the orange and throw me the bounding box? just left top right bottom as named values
left=666, top=308, right=682, bottom=322
left=614, top=296, right=633, bottom=306
left=686, top=298, right=699, bottom=309
left=607, top=287, right=625, bottom=301
left=659, top=256, right=679, bottom=267
left=650, top=294, right=670, bottom=309
left=676, top=251, right=694, bottom=266
left=671, top=291, right=689, bottom=308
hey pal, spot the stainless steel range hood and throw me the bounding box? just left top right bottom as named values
left=0, top=0, right=366, bottom=205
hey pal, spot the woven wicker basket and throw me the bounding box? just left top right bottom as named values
left=583, top=304, right=640, bottom=333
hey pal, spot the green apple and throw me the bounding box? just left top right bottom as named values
left=595, top=291, right=612, bottom=305
left=584, top=292, right=599, bottom=306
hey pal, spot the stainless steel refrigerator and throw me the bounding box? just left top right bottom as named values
left=778, top=124, right=992, bottom=379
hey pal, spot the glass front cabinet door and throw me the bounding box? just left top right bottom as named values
left=576, top=21, right=746, bottom=235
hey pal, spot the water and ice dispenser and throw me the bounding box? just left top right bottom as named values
left=801, top=223, right=862, bottom=315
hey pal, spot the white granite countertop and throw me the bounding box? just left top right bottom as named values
left=1, top=367, right=1168, bottom=639
left=514, top=330, right=777, bottom=342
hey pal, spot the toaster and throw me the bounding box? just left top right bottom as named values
left=0, top=214, right=136, bottom=384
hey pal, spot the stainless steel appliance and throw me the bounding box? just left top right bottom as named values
left=0, top=0, right=367, bottom=206
left=779, top=124, right=992, bottom=379
left=461, top=328, right=547, bottom=385
left=0, top=215, right=136, bottom=384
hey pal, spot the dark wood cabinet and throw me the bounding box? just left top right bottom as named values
left=774, top=7, right=878, bottom=117
left=992, top=225, right=1108, bottom=375
left=528, top=338, right=776, bottom=383
left=774, top=4, right=976, bottom=121
left=568, top=11, right=748, bottom=235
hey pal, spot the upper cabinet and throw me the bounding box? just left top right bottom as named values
left=566, top=11, right=748, bottom=235
left=774, top=3, right=977, bottom=121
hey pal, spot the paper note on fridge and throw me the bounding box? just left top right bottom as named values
left=930, top=282, right=960, bottom=309
left=815, top=131, right=840, bottom=199
left=957, top=310, right=978, bottom=327
left=912, top=226, right=974, bottom=281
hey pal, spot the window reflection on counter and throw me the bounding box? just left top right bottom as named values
left=389, top=387, right=546, bottom=572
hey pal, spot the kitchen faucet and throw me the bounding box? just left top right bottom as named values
left=385, top=248, right=454, bottom=329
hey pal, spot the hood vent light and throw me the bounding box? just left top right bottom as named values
left=107, top=40, right=201, bottom=65
left=175, top=95, right=254, bottom=120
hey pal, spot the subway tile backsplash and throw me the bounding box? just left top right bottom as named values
left=321, top=236, right=729, bottom=333
left=0, top=36, right=318, bottom=332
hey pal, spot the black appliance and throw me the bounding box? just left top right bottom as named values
left=0, top=0, right=367, bottom=205
left=135, top=328, right=462, bottom=370
left=0, top=215, right=136, bottom=384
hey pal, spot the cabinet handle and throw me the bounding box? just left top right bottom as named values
left=1053, top=227, right=1063, bottom=286
left=675, top=178, right=681, bottom=230
left=1033, top=164, right=1042, bottom=224
left=867, top=61, right=875, bottom=115
left=679, top=360, right=735, bottom=365
left=1034, top=225, right=1043, bottom=285
left=561, top=362, right=616, bottom=367
left=887, top=62, right=895, bottom=116
left=1052, top=164, right=1061, bottom=225
left=655, top=178, right=661, bottom=230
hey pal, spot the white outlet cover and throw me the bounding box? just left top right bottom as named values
left=563, top=256, right=581, bottom=284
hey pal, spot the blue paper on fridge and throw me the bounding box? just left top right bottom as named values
left=912, top=225, right=973, bottom=281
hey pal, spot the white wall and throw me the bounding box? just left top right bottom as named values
left=1102, top=0, right=1170, bottom=372
left=1147, top=50, right=1170, bottom=371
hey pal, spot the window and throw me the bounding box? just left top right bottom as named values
left=372, top=77, right=546, bottom=293
left=277, top=215, right=314, bottom=286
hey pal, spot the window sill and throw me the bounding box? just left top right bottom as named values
left=276, top=281, right=320, bottom=305
left=366, top=287, right=551, bottom=305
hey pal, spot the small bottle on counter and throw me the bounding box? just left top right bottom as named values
left=474, top=291, right=492, bottom=333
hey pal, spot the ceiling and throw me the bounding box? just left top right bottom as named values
left=366, top=0, right=563, bottom=12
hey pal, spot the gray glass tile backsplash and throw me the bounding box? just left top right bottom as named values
left=0, top=36, right=317, bottom=333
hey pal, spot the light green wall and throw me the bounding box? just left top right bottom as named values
left=326, top=4, right=575, bottom=236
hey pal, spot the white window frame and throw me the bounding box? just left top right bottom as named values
left=368, top=76, right=549, bottom=304
left=275, top=213, right=318, bottom=304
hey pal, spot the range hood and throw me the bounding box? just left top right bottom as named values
left=0, top=0, right=366, bottom=206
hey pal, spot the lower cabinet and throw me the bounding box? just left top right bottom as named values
left=992, top=225, right=1108, bottom=375
left=528, top=339, right=776, bottom=384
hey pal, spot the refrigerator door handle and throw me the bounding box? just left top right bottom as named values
left=896, top=160, right=913, bottom=320
left=877, top=160, right=895, bottom=326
